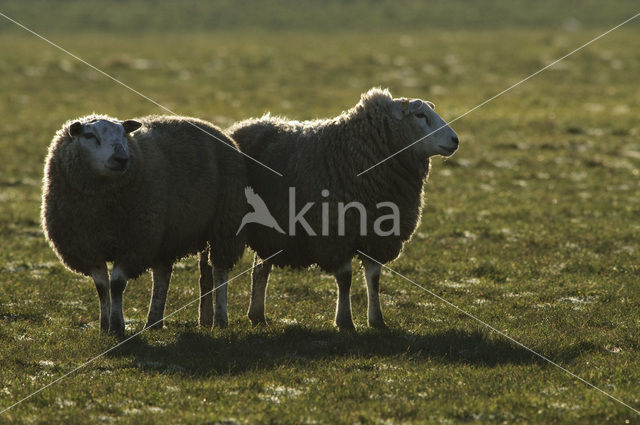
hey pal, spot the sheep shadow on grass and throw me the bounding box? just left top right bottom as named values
left=106, top=325, right=591, bottom=377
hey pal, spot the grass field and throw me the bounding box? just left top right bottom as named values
left=1, top=1, right=640, bottom=424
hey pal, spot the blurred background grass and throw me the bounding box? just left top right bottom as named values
left=1, top=0, right=639, bottom=33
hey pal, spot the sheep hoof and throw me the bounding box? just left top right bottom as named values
left=248, top=311, right=267, bottom=327
left=109, top=316, right=125, bottom=337
left=335, top=320, right=356, bottom=331
left=108, top=324, right=125, bottom=337
left=144, top=320, right=164, bottom=331
left=214, top=317, right=228, bottom=328
left=249, top=318, right=268, bottom=327
left=368, top=320, right=388, bottom=330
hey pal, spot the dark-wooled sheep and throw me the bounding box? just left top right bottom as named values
left=224, top=88, right=460, bottom=330
left=42, top=114, right=247, bottom=335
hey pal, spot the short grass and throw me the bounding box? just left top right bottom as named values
left=1, top=2, right=640, bottom=424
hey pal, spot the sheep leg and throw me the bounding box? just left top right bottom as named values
left=213, top=267, right=229, bottom=328
left=334, top=262, right=355, bottom=330
left=145, top=263, right=172, bottom=330
left=363, top=259, right=386, bottom=329
left=109, top=265, right=128, bottom=336
left=248, top=253, right=272, bottom=326
left=90, top=264, right=110, bottom=333
left=198, top=250, right=214, bottom=327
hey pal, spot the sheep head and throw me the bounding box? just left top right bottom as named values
left=69, top=117, right=141, bottom=176
left=388, top=95, right=459, bottom=158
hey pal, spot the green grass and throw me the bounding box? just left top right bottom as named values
left=1, top=1, right=640, bottom=423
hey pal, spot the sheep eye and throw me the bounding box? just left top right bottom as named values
left=83, top=133, right=100, bottom=144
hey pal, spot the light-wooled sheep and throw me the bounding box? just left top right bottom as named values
left=41, top=114, right=247, bottom=335
left=225, top=87, right=459, bottom=330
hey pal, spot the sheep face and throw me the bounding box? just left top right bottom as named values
left=390, top=98, right=459, bottom=158
left=69, top=118, right=141, bottom=176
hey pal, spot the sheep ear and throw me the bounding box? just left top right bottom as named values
left=391, top=98, right=423, bottom=120
left=391, top=99, right=411, bottom=120
left=69, top=121, right=83, bottom=137
left=426, top=101, right=435, bottom=110
left=122, top=120, right=142, bottom=133
left=408, top=99, right=423, bottom=112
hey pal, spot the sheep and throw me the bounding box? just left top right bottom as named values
left=41, top=114, right=247, bottom=335
left=224, top=87, right=459, bottom=330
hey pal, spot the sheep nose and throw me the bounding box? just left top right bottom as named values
left=108, top=149, right=130, bottom=171
left=112, top=145, right=129, bottom=162
left=451, top=136, right=459, bottom=146
left=114, top=156, right=129, bottom=166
